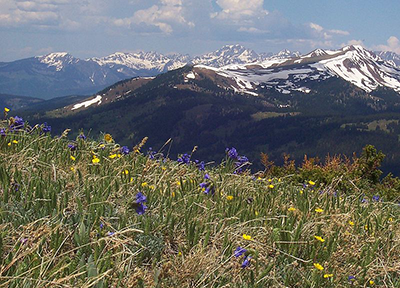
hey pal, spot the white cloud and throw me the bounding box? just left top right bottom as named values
left=309, top=22, right=349, bottom=41
left=0, top=0, right=67, bottom=27
left=238, top=26, right=268, bottom=34
left=212, top=0, right=268, bottom=21
left=343, top=39, right=365, bottom=47
left=310, top=23, right=323, bottom=32
left=16, top=1, right=57, bottom=12
left=112, top=0, right=194, bottom=34
left=329, top=29, right=349, bottom=36
left=375, top=36, right=400, bottom=54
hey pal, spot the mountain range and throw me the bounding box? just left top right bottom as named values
left=6, top=44, right=398, bottom=99
left=14, top=44, right=400, bottom=177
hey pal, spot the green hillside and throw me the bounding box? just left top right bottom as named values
left=21, top=67, right=400, bottom=176
left=0, top=115, right=399, bottom=287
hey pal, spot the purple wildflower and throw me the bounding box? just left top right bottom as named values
left=241, top=256, right=251, bottom=268
left=78, top=133, right=86, bottom=140
left=68, top=143, right=77, bottom=151
left=136, top=192, right=147, bottom=204
left=100, top=222, right=104, bottom=229
left=120, top=146, right=130, bottom=155
left=204, top=173, right=210, bottom=180
left=0, top=128, right=5, bottom=136
left=135, top=203, right=147, bottom=215
left=372, top=195, right=380, bottom=202
left=205, top=187, right=215, bottom=195
left=199, top=182, right=207, bottom=189
left=107, top=231, right=115, bottom=236
left=348, top=276, right=356, bottom=282
left=9, top=116, right=25, bottom=130
left=234, top=247, right=247, bottom=258
left=177, top=153, right=191, bottom=164
left=226, top=148, right=250, bottom=174
left=196, top=160, right=205, bottom=171
left=226, top=147, right=238, bottom=159
left=42, top=122, right=51, bottom=133
left=135, top=192, right=148, bottom=215
left=147, top=147, right=156, bottom=159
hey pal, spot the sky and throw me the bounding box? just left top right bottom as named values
left=1, top=0, right=400, bottom=61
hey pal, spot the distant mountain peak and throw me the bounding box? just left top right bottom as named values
left=275, top=49, right=300, bottom=58
left=376, top=50, right=400, bottom=67
left=192, top=45, right=400, bottom=96
left=37, top=52, right=79, bottom=71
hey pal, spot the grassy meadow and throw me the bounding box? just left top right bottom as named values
left=0, top=113, right=399, bottom=287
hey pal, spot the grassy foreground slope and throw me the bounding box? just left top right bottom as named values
left=0, top=117, right=399, bottom=287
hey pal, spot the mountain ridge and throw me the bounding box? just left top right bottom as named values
left=1, top=44, right=400, bottom=99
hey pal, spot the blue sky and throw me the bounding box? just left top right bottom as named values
left=0, top=0, right=399, bottom=61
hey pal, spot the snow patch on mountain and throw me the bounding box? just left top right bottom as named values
left=72, top=95, right=102, bottom=110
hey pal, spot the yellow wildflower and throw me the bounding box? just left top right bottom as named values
left=268, top=184, right=274, bottom=189
left=70, top=155, right=76, bottom=161
left=171, top=191, right=175, bottom=197
left=226, top=195, right=234, bottom=201
left=104, top=133, right=113, bottom=142
left=70, top=166, right=75, bottom=172
left=255, top=211, right=259, bottom=216
left=314, top=236, right=325, bottom=242
left=162, top=167, right=166, bottom=171
left=117, top=154, right=121, bottom=158
left=313, top=263, right=324, bottom=271
left=315, top=208, right=324, bottom=213
left=109, top=154, right=117, bottom=159
left=369, top=280, right=374, bottom=285
left=122, top=169, right=129, bottom=175
left=257, top=177, right=262, bottom=180
left=92, top=157, right=100, bottom=164
left=12, top=140, right=18, bottom=144
left=388, top=217, right=393, bottom=222
left=268, top=178, right=272, bottom=182
left=130, top=177, right=134, bottom=182
left=348, top=220, right=355, bottom=226
left=99, top=143, right=105, bottom=149
left=4, top=107, right=10, bottom=112
left=300, top=190, right=304, bottom=194
left=278, top=178, right=282, bottom=182
left=323, top=274, right=333, bottom=278
left=288, top=207, right=296, bottom=212
left=7, top=142, right=11, bottom=146
left=242, top=234, right=252, bottom=241
left=309, top=180, right=316, bottom=186
left=149, top=185, right=155, bottom=190
left=141, top=182, right=148, bottom=187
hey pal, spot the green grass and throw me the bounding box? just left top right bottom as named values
left=0, top=119, right=399, bottom=287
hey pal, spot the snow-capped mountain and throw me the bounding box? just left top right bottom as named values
left=376, top=51, right=400, bottom=68
left=1, top=45, right=399, bottom=99
left=190, top=44, right=300, bottom=67
left=91, top=51, right=190, bottom=74
left=190, top=45, right=400, bottom=95
left=191, top=44, right=261, bottom=67
left=37, top=52, right=80, bottom=71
